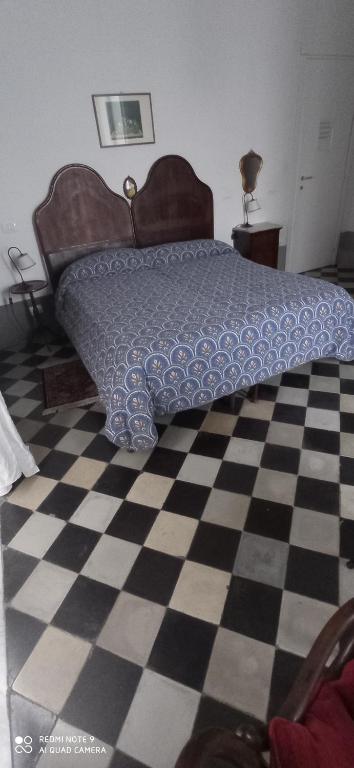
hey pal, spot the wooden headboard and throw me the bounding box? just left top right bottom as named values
left=132, top=155, right=213, bottom=247
left=34, top=155, right=214, bottom=288
left=34, top=164, right=134, bottom=289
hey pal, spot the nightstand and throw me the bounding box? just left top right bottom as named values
left=232, top=222, right=282, bottom=269
left=9, top=279, right=48, bottom=325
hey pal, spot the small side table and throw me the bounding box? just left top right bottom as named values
left=9, top=280, right=48, bottom=325
left=232, top=222, right=282, bottom=269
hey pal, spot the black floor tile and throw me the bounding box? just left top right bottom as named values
left=0, top=362, right=13, bottom=376
left=221, top=576, right=282, bottom=645
left=340, top=457, right=354, bottom=486
left=171, top=409, right=206, bottom=429
left=311, top=361, right=339, bottom=377
left=44, top=523, right=100, bottom=571
left=308, top=391, right=340, bottom=411
left=82, top=434, right=118, bottom=462
left=55, top=346, right=76, bottom=358
left=0, top=502, right=32, bottom=546
left=124, top=548, right=183, bottom=605
left=9, top=692, right=56, bottom=768
left=27, top=383, right=44, bottom=400
left=23, top=368, right=43, bottom=383
left=26, top=403, right=52, bottom=423
left=193, top=695, right=262, bottom=736
left=190, top=431, right=229, bottom=459
left=6, top=609, right=45, bottom=685
left=52, top=575, right=118, bottom=641
left=75, top=410, right=106, bottom=432
left=39, top=450, right=77, bottom=480
left=302, top=427, right=340, bottom=455
left=110, top=751, right=149, bottom=768
left=341, top=412, right=354, bottom=434
left=285, top=546, right=338, bottom=604
left=272, top=403, right=306, bottom=426
left=38, top=482, right=87, bottom=520
left=233, top=417, right=269, bottom=442
left=155, top=422, right=167, bottom=440
left=188, top=521, right=240, bottom=571
left=257, top=384, right=278, bottom=402
left=20, top=342, right=42, bottom=353
left=295, top=476, right=339, bottom=515
left=106, top=501, right=158, bottom=545
left=21, top=354, right=45, bottom=368
left=148, top=609, right=216, bottom=691
left=280, top=372, right=310, bottom=389
left=30, top=424, right=67, bottom=448
left=61, top=647, right=142, bottom=746
left=214, top=461, right=257, bottom=495
left=340, top=379, right=354, bottom=395
left=0, top=376, right=13, bottom=391
left=144, top=447, right=186, bottom=478
left=164, top=480, right=210, bottom=519
left=93, top=465, right=139, bottom=497
left=245, top=498, right=293, bottom=542
left=211, top=395, right=244, bottom=414
left=4, top=394, right=21, bottom=408
left=267, top=649, right=303, bottom=720
left=261, top=444, right=300, bottom=474
left=2, top=548, right=38, bottom=602
left=340, top=519, right=354, bottom=560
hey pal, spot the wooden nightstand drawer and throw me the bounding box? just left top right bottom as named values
left=232, top=222, right=282, bottom=269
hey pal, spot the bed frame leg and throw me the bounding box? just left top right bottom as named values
left=248, top=384, right=259, bottom=403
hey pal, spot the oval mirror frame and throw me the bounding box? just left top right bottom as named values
left=123, top=176, right=138, bottom=200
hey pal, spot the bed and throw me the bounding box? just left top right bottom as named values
left=34, top=155, right=354, bottom=450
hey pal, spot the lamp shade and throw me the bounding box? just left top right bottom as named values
left=239, top=150, right=263, bottom=194
left=246, top=196, right=261, bottom=213
left=16, top=252, right=36, bottom=271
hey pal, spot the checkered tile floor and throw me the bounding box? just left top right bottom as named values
left=1, top=266, right=354, bottom=768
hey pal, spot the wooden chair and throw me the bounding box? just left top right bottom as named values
left=175, top=599, right=354, bottom=768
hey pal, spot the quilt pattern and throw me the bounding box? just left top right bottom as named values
left=56, top=240, right=354, bottom=449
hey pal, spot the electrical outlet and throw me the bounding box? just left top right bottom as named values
left=1, top=221, right=17, bottom=233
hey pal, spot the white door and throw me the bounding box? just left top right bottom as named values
left=288, top=57, right=354, bottom=273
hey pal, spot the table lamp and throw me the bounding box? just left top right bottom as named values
left=239, top=150, right=263, bottom=227
left=8, top=247, right=36, bottom=289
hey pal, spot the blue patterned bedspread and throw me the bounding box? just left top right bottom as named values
left=56, top=239, right=354, bottom=449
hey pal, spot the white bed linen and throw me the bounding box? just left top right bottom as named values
left=0, top=392, right=38, bottom=496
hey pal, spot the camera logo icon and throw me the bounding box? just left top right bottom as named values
left=14, top=736, right=33, bottom=754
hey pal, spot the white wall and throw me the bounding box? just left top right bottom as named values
left=342, top=138, right=354, bottom=231
left=1, top=0, right=354, bottom=310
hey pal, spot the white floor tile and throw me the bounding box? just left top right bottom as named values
left=13, top=626, right=90, bottom=714
left=81, top=535, right=140, bottom=589
left=8, top=512, right=65, bottom=558
left=118, top=670, right=199, bottom=768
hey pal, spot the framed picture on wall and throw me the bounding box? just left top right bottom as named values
left=92, top=93, right=155, bottom=147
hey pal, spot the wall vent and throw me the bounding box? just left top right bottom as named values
left=318, top=120, right=333, bottom=150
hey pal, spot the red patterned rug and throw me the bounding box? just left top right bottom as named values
left=42, top=359, right=98, bottom=414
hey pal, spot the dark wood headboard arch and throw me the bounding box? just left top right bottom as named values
left=131, top=154, right=214, bottom=247
left=34, top=163, right=135, bottom=288
left=34, top=155, right=214, bottom=289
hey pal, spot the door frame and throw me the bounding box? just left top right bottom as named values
left=286, top=53, right=354, bottom=273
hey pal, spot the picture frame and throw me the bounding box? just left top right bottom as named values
left=92, top=92, right=155, bottom=148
